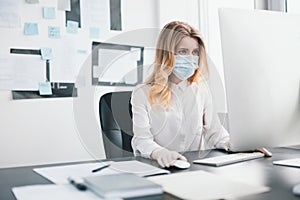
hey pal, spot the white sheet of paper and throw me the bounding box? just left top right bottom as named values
left=0, top=54, right=45, bottom=90
left=33, top=162, right=116, bottom=184
left=0, top=0, right=21, bottom=28
left=51, top=36, right=90, bottom=82
left=57, top=0, right=70, bottom=11
left=109, top=160, right=170, bottom=177
left=273, top=158, right=300, bottom=168
left=0, top=55, right=14, bottom=90
left=83, top=0, right=109, bottom=31
left=97, top=49, right=138, bottom=83
left=92, top=65, right=101, bottom=78
left=148, top=170, right=270, bottom=200
left=12, top=184, right=103, bottom=200
left=25, top=0, right=39, bottom=3
left=33, top=160, right=169, bottom=184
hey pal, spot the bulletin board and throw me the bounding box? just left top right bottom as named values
left=0, top=0, right=123, bottom=100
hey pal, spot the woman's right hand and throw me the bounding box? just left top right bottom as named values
left=151, top=148, right=187, bottom=168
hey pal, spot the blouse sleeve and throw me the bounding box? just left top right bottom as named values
left=131, top=85, right=161, bottom=158
left=202, top=86, right=230, bottom=150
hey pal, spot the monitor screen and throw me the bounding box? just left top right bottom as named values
left=219, top=8, right=300, bottom=151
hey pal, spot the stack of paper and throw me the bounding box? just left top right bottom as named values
left=148, top=170, right=270, bottom=200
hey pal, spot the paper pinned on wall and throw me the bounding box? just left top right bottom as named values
left=0, top=55, right=14, bottom=90
left=77, top=49, right=87, bottom=54
left=97, top=49, right=138, bottom=83
left=66, top=20, right=79, bottom=34
left=50, top=36, right=90, bottom=82
left=40, top=48, right=52, bottom=60
left=57, top=0, right=71, bottom=11
left=48, top=26, right=60, bottom=39
left=0, top=54, right=45, bottom=90
left=84, top=0, right=109, bottom=31
left=92, top=65, right=101, bottom=78
left=24, top=22, right=39, bottom=35
left=0, top=0, right=21, bottom=28
left=43, top=7, right=56, bottom=19
left=38, top=82, right=52, bottom=95
left=25, top=0, right=39, bottom=3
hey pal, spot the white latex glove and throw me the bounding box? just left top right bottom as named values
left=151, top=148, right=187, bottom=168
left=215, top=139, right=230, bottom=151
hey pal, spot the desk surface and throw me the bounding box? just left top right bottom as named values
left=1, top=146, right=300, bottom=200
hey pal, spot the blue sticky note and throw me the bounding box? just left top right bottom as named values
left=39, top=82, right=52, bottom=95
left=40, top=48, right=52, bottom=60
left=89, top=27, right=100, bottom=39
left=25, top=0, right=39, bottom=4
left=48, top=26, right=60, bottom=39
left=43, top=7, right=56, bottom=19
left=24, top=23, right=39, bottom=35
left=77, top=49, right=87, bottom=54
left=66, top=20, right=79, bottom=34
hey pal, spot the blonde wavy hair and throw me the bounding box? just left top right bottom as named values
left=145, top=21, right=209, bottom=108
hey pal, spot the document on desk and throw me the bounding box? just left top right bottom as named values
left=12, top=184, right=108, bottom=200
left=273, top=158, right=300, bottom=168
left=109, top=160, right=170, bottom=177
left=147, top=170, right=270, bottom=200
left=34, top=160, right=169, bottom=184
left=33, top=162, right=117, bottom=184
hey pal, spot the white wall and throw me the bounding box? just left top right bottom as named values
left=287, top=0, right=300, bottom=14
left=0, top=0, right=159, bottom=168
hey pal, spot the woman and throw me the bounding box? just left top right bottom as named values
left=131, top=21, right=270, bottom=167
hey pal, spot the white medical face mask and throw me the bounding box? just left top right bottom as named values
left=172, top=55, right=199, bottom=81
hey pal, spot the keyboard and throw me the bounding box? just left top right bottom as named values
left=193, top=152, right=265, bottom=167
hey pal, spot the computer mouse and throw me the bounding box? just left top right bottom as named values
left=172, top=160, right=191, bottom=169
left=292, top=183, right=300, bottom=196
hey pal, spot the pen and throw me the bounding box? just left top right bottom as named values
left=68, top=177, right=87, bottom=191
left=143, top=172, right=168, bottom=177
left=91, top=164, right=110, bottom=173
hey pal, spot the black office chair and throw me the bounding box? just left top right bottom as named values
left=99, top=91, right=134, bottom=159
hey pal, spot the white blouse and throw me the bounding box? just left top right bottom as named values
left=131, top=80, right=229, bottom=158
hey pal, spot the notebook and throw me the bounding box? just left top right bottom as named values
left=83, top=173, right=163, bottom=199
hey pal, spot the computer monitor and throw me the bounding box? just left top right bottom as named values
left=219, top=8, right=300, bottom=151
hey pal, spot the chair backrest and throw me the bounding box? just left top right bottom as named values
left=99, top=91, right=133, bottom=159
